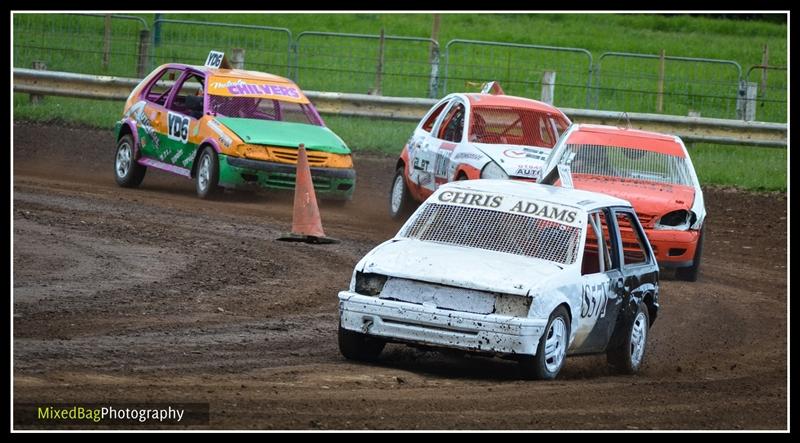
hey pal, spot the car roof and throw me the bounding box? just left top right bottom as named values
left=461, top=93, right=567, bottom=116
left=438, top=179, right=631, bottom=211
left=568, top=124, right=685, bottom=157
left=163, top=63, right=299, bottom=85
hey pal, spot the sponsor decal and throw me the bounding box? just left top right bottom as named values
left=182, top=150, right=197, bottom=167
left=514, top=165, right=541, bottom=177
left=437, top=190, right=503, bottom=208
left=208, top=77, right=301, bottom=100
left=417, top=172, right=433, bottom=187
left=125, top=101, right=160, bottom=151
left=436, top=190, right=581, bottom=227
left=503, top=147, right=549, bottom=162
left=413, top=157, right=429, bottom=171
left=167, top=112, right=190, bottom=144
left=433, top=142, right=457, bottom=178
left=453, top=152, right=484, bottom=161
left=170, top=150, right=183, bottom=164
left=581, top=281, right=610, bottom=319
left=207, top=119, right=232, bottom=147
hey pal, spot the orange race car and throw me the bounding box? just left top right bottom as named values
left=539, top=124, right=707, bottom=281
left=388, top=84, right=571, bottom=219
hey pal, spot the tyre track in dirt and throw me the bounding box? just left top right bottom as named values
left=12, top=123, right=787, bottom=429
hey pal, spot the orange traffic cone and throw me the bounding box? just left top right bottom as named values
left=277, top=144, right=339, bottom=244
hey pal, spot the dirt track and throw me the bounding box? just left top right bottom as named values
left=13, top=122, right=787, bottom=430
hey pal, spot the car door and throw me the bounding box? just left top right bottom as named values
left=610, top=207, right=659, bottom=312
left=570, top=208, right=626, bottom=354
left=430, top=99, right=466, bottom=188
left=133, top=67, right=186, bottom=162
left=408, top=98, right=451, bottom=193
left=162, top=70, right=206, bottom=168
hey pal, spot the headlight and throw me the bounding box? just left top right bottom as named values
left=480, top=161, right=508, bottom=180
left=355, top=272, right=387, bottom=296
left=654, top=210, right=691, bottom=231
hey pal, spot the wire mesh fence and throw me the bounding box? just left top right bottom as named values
left=593, top=52, right=743, bottom=120
left=13, top=13, right=149, bottom=77
left=293, top=32, right=439, bottom=98
left=11, top=13, right=787, bottom=123
left=152, top=19, right=293, bottom=78
left=745, top=65, right=787, bottom=123
left=443, top=40, right=594, bottom=109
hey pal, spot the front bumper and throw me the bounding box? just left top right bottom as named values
left=218, top=154, right=356, bottom=200
left=644, top=228, right=701, bottom=268
left=338, top=292, right=547, bottom=356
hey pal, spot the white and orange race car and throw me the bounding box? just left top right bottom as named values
left=388, top=85, right=571, bottom=219
left=539, top=124, right=707, bottom=281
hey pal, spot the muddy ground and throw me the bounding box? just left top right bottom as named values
left=12, top=122, right=787, bottom=430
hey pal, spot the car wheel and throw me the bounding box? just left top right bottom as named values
left=196, top=146, right=221, bottom=199
left=675, top=226, right=704, bottom=282
left=389, top=166, right=415, bottom=220
left=114, top=134, right=146, bottom=187
left=519, top=305, right=570, bottom=380
left=338, top=325, right=385, bottom=362
left=607, top=301, right=650, bottom=374
left=455, top=172, right=468, bottom=181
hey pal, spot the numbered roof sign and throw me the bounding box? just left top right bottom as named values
left=205, top=51, right=225, bottom=69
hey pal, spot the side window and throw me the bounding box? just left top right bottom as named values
left=615, top=211, right=648, bottom=266
left=582, top=211, right=615, bottom=275
left=438, top=103, right=465, bottom=143
left=421, top=101, right=449, bottom=133
left=168, top=73, right=205, bottom=119
left=538, top=116, right=554, bottom=147
left=144, top=68, right=183, bottom=106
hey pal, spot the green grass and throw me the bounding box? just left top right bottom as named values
left=13, top=94, right=786, bottom=192
left=13, top=13, right=788, bottom=121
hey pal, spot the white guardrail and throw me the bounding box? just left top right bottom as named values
left=13, top=68, right=787, bottom=148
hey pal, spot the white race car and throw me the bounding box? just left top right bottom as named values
left=340, top=179, right=660, bottom=380
left=389, top=88, right=571, bottom=219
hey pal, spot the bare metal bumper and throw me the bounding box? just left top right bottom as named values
left=338, top=291, right=547, bottom=356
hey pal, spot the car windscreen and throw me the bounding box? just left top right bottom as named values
left=557, top=143, right=693, bottom=186
left=208, top=95, right=323, bottom=126
left=469, top=106, right=568, bottom=148
left=399, top=202, right=582, bottom=265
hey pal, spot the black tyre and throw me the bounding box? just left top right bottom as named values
left=388, top=166, right=415, bottom=220
left=338, top=325, right=385, bottom=362
left=519, top=306, right=570, bottom=380
left=675, top=226, right=705, bottom=282
left=607, top=301, right=650, bottom=375
left=114, top=134, right=146, bottom=188
left=195, top=146, right=221, bottom=199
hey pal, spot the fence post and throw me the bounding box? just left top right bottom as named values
left=102, top=14, right=112, bottom=71
left=29, top=61, right=47, bottom=104
left=231, top=48, right=245, bottom=69
left=153, top=13, right=163, bottom=47
left=656, top=49, right=665, bottom=113
left=136, top=30, right=151, bottom=78
left=428, top=14, right=441, bottom=98
left=541, top=71, right=556, bottom=105
left=760, top=43, right=769, bottom=97
left=737, top=80, right=758, bottom=121
left=370, top=28, right=385, bottom=95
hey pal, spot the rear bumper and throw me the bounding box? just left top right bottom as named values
left=219, top=155, right=356, bottom=200
left=644, top=228, right=700, bottom=268
left=338, top=292, right=547, bottom=356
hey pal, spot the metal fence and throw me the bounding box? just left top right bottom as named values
left=152, top=19, right=293, bottom=78
left=593, top=52, right=743, bottom=120
left=444, top=39, right=594, bottom=109
left=12, top=13, right=788, bottom=123
left=745, top=65, right=788, bottom=123
left=13, top=13, right=150, bottom=77
left=294, top=32, right=439, bottom=98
